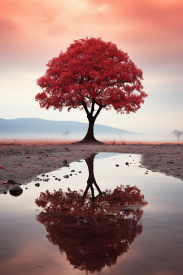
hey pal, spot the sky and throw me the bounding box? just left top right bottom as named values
left=0, top=0, right=183, bottom=140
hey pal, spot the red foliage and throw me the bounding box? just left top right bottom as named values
left=36, top=37, right=147, bottom=113
left=35, top=37, right=147, bottom=142
left=36, top=185, right=147, bottom=273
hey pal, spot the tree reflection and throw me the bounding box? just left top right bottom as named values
left=35, top=154, right=147, bottom=273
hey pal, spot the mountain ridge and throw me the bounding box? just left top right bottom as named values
left=0, top=118, right=142, bottom=138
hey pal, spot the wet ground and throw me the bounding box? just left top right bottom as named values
left=1, top=143, right=183, bottom=195
left=0, top=153, right=183, bottom=274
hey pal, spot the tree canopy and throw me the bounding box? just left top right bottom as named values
left=35, top=37, right=147, bottom=142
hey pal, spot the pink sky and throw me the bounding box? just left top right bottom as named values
left=0, top=0, right=183, bottom=140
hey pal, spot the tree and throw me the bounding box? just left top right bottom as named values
left=118, top=129, right=125, bottom=142
left=63, top=130, right=70, bottom=144
left=35, top=37, right=148, bottom=144
left=35, top=154, right=147, bottom=273
left=172, top=130, right=183, bottom=141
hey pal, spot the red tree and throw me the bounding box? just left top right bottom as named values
left=36, top=185, right=147, bottom=273
left=35, top=37, right=147, bottom=143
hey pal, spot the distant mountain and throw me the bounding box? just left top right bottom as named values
left=0, top=118, right=142, bottom=139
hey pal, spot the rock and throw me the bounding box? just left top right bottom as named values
left=3, top=191, right=7, bottom=194
left=116, top=164, right=119, bottom=167
left=63, top=175, right=69, bottom=179
left=79, top=171, right=81, bottom=173
left=9, top=186, right=23, bottom=197
left=41, top=174, right=45, bottom=177
left=71, top=170, right=75, bottom=172
left=35, top=183, right=40, bottom=187
left=7, top=180, right=18, bottom=185
left=125, top=162, right=129, bottom=165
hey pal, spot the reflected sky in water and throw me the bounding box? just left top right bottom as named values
left=0, top=153, right=183, bottom=275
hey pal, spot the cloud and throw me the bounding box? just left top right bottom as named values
left=44, top=24, right=67, bottom=36
left=1, top=0, right=182, bottom=63
left=0, top=0, right=62, bottom=24
left=0, top=18, right=21, bottom=36
left=85, top=0, right=183, bottom=54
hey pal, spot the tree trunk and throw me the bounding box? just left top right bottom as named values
left=82, top=117, right=97, bottom=142
left=83, top=153, right=103, bottom=200
left=78, top=116, right=103, bottom=144
left=73, top=101, right=104, bottom=144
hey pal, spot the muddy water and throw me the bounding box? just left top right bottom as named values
left=0, top=153, right=183, bottom=275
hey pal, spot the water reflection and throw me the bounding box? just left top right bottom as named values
left=35, top=154, right=147, bottom=273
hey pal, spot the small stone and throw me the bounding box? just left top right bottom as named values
left=71, top=170, right=75, bottom=172
left=116, top=164, right=119, bottom=167
left=63, top=175, right=69, bottom=179
left=35, top=183, right=40, bottom=187
left=9, top=186, right=23, bottom=197
left=41, top=174, right=45, bottom=177
left=3, top=191, right=7, bottom=194
left=125, top=162, right=129, bottom=165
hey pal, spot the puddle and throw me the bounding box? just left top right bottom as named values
left=0, top=153, right=183, bottom=275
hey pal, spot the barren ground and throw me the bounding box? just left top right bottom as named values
left=0, top=143, right=183, bottom=194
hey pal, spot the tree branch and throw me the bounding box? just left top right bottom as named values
left=81, top=101, right=90, bottom=116
left=93, top=182, right=103, bottom=195
left=94, top=105, right=103, bottom=120
left=96, top=88, right=106, bottom=96
left=90, top=99, right=95, bottom=115
left=90, top=185, right=95, bottom=199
